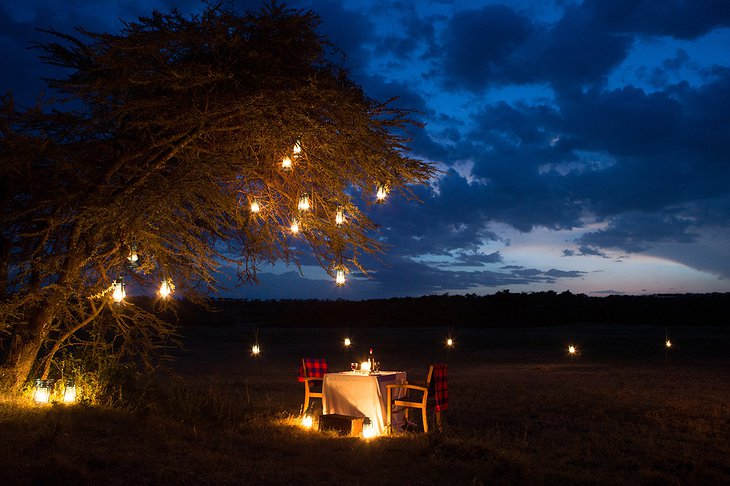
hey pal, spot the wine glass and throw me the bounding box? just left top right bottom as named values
left=350, top=362, right=358, bottom=372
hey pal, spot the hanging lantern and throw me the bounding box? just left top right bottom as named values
left=344, top=337, right=351, bottom=347
left=127, top=241, right=140, bottom=268
left=293, top=139, right=302, bottom=158
left=63, top=379, right=77, bottom=404
left=665, top=339, right=672, bottom=349
left=250, top=199, right=261, bottom=213
left=446, top=338, right=454, bottom=347
left=290, top=219, right=300, bottom=234
left=336, top=269, right=346, bottom=287
left=335, top=206, right=346, bottom=225
left=112, top=277, right=125, bottom=303
left=159, top=278, right=173, bottom=299
left=251, top=344, right=261, bottom=356
left=298, top=193, right=310, bottom=211
left=376, top=183, right=388, bottom=202
left=33, top=379, right=52, bottom=404
left=281, top=156, right=293, bottom=171
left=568, top=345, right=576, bottom=355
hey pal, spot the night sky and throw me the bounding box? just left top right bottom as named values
left=2, top=0, right=729, bottom=300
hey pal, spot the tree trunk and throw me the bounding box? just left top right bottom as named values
left=0, top=307, right=53, bottom=392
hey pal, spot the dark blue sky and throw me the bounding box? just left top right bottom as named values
left=2, top=0, right=729, bottom=299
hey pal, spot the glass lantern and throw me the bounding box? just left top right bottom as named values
left=63, top=379, right=77, bottom=404
left=298, top=193, right=310, bottom=211
left=112, top=277, right=125, bottom=303
left=33, top=379, right=52, bottom=404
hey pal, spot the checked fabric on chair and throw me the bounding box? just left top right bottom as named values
left=386, top=363, right=448, bottom=433
left=299, top=358, right=328, bottom=413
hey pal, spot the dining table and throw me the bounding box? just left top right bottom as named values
left=322, top=370, right=407, bottom=436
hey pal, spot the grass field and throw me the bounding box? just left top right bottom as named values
left=1, top=324, right=728, bottom=485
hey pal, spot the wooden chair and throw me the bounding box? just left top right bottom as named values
left=299, top=357, right=328, bottom=413
left=386, top=363, right=448, bottom=433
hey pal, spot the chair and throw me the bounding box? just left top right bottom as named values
left=299, top=357, right=328, bottom=413
left=386, top=363, right=448, bottom=433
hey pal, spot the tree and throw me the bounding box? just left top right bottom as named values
left=0, top=3, right=434, bottom=392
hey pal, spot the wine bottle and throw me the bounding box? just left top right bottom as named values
left=368, top=348, right=374, bottom=372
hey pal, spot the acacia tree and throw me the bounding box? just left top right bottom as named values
left=0, top=4, right=434, bottom=392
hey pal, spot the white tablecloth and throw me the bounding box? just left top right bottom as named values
left=322, top=371, right=407, bottom=435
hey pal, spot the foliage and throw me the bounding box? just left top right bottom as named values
left=0, top=3, right=434, bottom=390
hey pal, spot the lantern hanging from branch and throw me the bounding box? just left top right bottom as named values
left=159, top=278, right=174, bottom=299
left=336, top=268, right=346, bottom=287
left=250, top=199, right=261, bottom=213
left=251, top=343, right=261, bottom=356
left=290, top=218, right=300, bottom=234
left=335, top=206, right=345, bottom=226
left=376, top=183, right=388, bottom=202
left=298, top=193, right=311, bottom=211
left=281, top=155, right=293, bottom=171
left=293, top=139, right=302, bottom=158
left=112, top=277, right=125, bottom=303
left=127, top=241, right=140, bottom=268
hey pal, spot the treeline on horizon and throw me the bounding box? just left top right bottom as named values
left=144, top=291, right=730, bottom=328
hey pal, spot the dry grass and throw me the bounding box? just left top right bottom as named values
left=1, top=324, right=728, bottom=485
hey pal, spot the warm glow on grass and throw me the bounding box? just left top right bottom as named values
left=301, top=415, right=313, bottom=428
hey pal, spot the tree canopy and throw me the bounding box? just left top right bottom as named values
left=0, top=3, right=434, bottom=391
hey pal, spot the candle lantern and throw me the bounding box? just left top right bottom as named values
left=344, top=337, right=351, bottom=347
left=298, top=193, right=310, bottom=211
left=362, top=418, right=376, bottom=439
left=446, top=338, right=454, bottom=347
left=63, top=379, right=77, bottom=404
left=281, top=156, right=293, bottom=171
left=293, top=139, right=302, bottom=158
left=159, top=278, right=173, bottom=299
left=127, top=241, right=140, bottom=268
left=250, top=199, right=261, bottom=213
left=335, top=206, right=345, bottom=226
left=335, top=269, right=346, bottom=287
left=301, top=414, right=314, bottom=429
left=33, top=379, right=52, bottom=404
left=112, top=277, right=125, bottom=303
left=251, top=344, right=261, bottom=356
left=290, top=219, right=300, bottom=234
left=568, top=345, right=576, bottom=355
left=665, top=339, right=672, bottom=349
left=376, top=184, right=388, bottom=202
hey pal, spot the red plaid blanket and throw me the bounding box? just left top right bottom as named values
left=433, top=363, right=448, bottom=412
left=299, top=358, right=328, bottom=382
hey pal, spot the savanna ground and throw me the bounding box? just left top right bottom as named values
left=1, top=323, right=728, bottom=485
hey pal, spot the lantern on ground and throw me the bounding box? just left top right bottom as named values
left=376, top=184, right=388, bottom=202
left=33, top=379, right=51, bottom=404
left=335, top=207, right=345, bottom=226
left=298, top=193, right=310, bottom=211
left=112, top=277, right=125, bottom=303
left=63, top=380, right=77, bottom=404
left=362, top=418, right=376, bottom=439
left=250, top=199, right=261, bottom=213
left=290, top=219, right=300, bottom=234
left=159, top=278, right=173, bottom=299
left=281, top=156, right=293, bottom=171
left=301, top=414, right=313, bottom=429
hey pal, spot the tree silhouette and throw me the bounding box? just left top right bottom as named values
left=0, top=4, right=434, bottom=391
